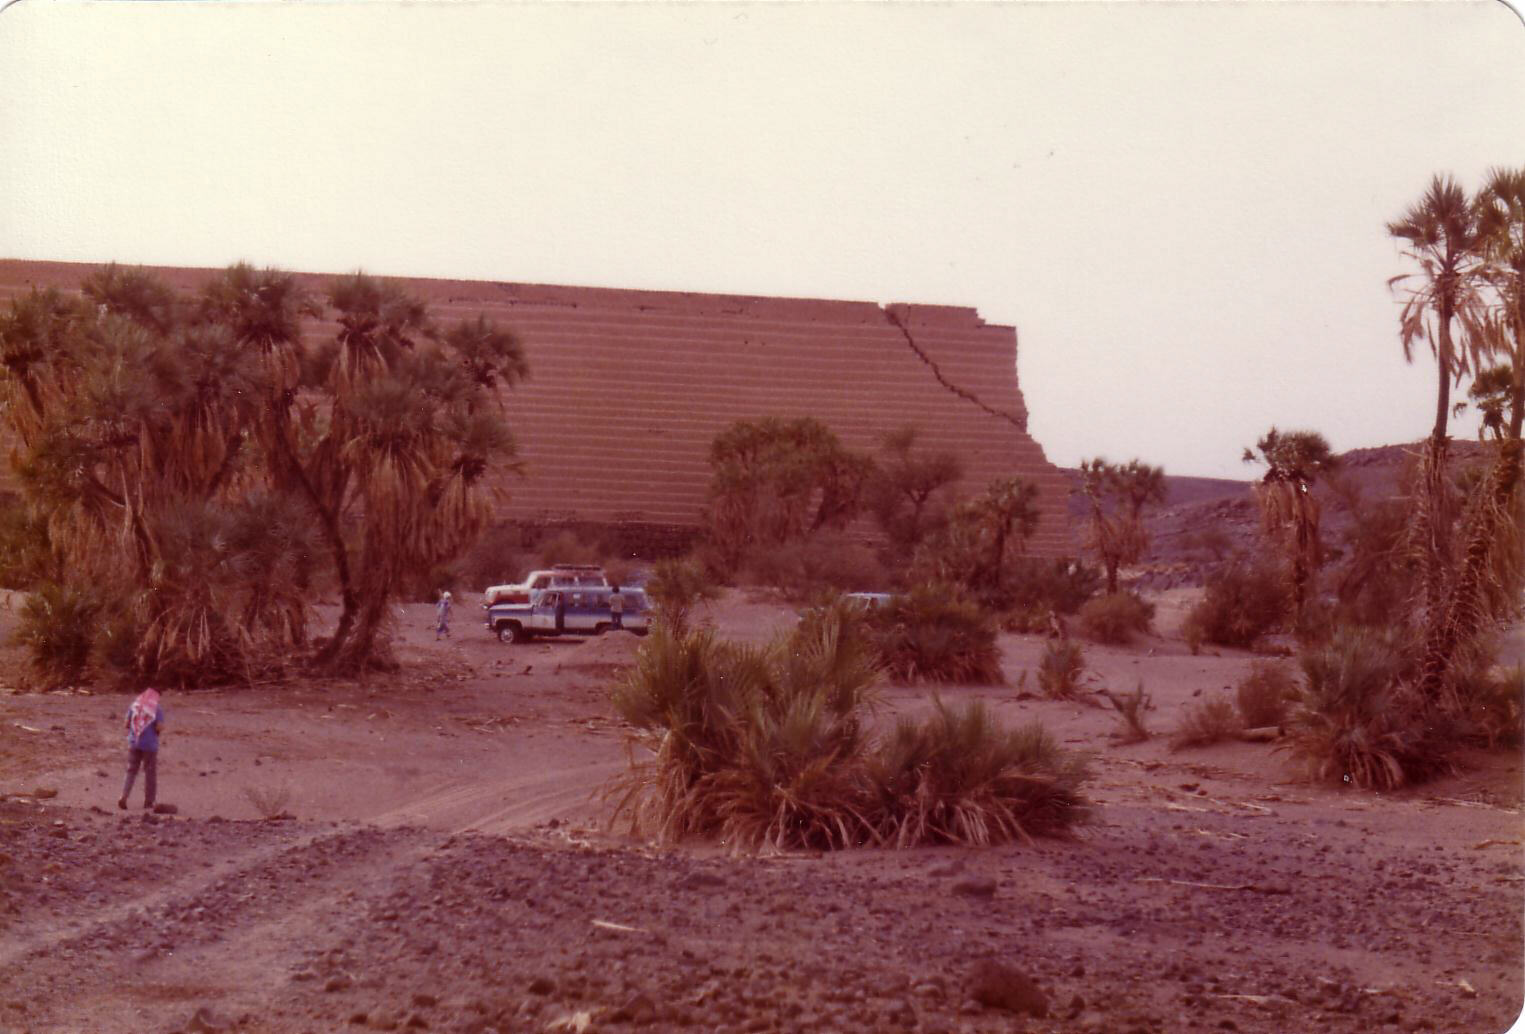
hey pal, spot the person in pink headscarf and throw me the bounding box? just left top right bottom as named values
left=118, top=688, right=165, bottom=811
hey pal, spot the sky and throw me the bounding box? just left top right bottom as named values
left=2, top=0, right=1522, bottom=480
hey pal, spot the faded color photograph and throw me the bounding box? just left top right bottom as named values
left=0, top=3, right=1522, bottom=1033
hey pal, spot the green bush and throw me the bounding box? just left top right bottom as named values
left=15, top=581, right=98, bottom=687
left=1282, top=627, right=1444, bottom=790
left=609, top=603, right=880, bottom=850
left=998, top=557, right=1101, bottom=616
left=866, top=585, right=1004, bottom=685
left=0, top=493, right=53, bottom=590
left=1170, top=694, right=1243, bottom=750
left=1182, top=562, right=1288, bottom=649
left=1236, top=660, right=1297, bottom=728
left=866, top=700, right=1090, bottom=846
left=1037, top=639, right=1086, bottom=700
left=94, top=609, right=146, bottom=680
left=609, top=603, right=1087, bottom=850
left=1077, top=592, right=1155, bottom=644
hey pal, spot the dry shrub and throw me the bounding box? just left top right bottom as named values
left=1170, top=695, right=1243, bottom=750
left=1037, top=639, right=1086, bottom=700
left=867, top=700, right=1090, bottom=846
left=643, top=557, right=717, bottom=638
left=1465, top=665, right=1524, bottom=748
left=1077, top=592, right=1154, bottom=644
left=532, top=528, right=605, bottom=569
left=740, top=530, right=887, bottom=601
left=609, top=602, right=1086, bottom=851
left=1101, top=683, right=1152, bottom=743
left=866, top=585, right=1004, bottom=685
left=1182, top=562, right=1288, bottom=649
left=1236, top=660, right=1297, bottom=728
left=1281, top=627, right=1447, bottom=790
left=242, top=782, right=292, bottom=819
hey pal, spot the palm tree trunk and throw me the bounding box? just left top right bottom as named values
left=334, top=591, right=392, bottom=675
left=268, top=421, right=358, bottom=667
left=1417, top=438, right=1523, bottom=704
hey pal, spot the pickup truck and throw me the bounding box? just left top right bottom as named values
left=485, top=586, right=651, bottom=644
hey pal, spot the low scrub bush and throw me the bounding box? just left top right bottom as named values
left=866, top=586, right=1004, bottom=685
left=741, top=530, right=888, bottom=601
left=1236, top=660, right=1297, bottom=728
left=1036, top=639, right=1086, bottom=700
left=866, top=700, right=1090, bottom=846
left=643, top=557, right=717, bottom=637
left=16, top=581, right=98, bottom=687
left=999, top=557, right=1101, bottom=616
left=1282, top=627, right=1445, bottom=790
left=1182, top=562, right=1288, bottom=649
left=1101, top=683, right=1152, bottom=743
left=609, top=603, right=1087, bottom=851
left=1078, top=592, right=1154, bottom=645
left=1170, top=695, right=1243, bottom=750
left=1466, top=665, right=1525, bottom=749
left=531, top=528, right=605, bottom=569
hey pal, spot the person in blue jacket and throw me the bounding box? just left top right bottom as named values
left=118, top=687, right=165, bottom=811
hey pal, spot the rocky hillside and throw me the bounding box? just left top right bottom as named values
left=1067, top=440, right=1497, bottom=590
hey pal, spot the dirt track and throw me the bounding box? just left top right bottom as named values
left=1, top=592, right=1522, bottom=1034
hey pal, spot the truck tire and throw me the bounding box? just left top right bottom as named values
left=498, top=622, right=529, bottom=644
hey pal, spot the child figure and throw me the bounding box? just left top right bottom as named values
left=435, top=590, right=452, bottom=640
left=119, top=687, right=165, bottom=811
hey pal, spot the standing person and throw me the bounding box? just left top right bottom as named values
left=435, top=590, right=452, bottom=640
left=118, top=687, right=165, bottom=811
left=608, top=585, right=624, bottom=631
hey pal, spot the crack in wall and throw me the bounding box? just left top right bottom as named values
left=883, top=307, right=1028, bottom=433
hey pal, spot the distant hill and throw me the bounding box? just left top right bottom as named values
left=1066, top=440, right=1497, bottom=590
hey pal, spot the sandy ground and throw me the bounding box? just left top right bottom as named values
left=1, top=588, right=1522, bottom=1034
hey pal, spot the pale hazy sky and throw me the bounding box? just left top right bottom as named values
left=2, top=1, right=1522, bottom=479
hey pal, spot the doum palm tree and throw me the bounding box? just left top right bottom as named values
left=1416, top=166, right=1525, bottom=705
left=1244, top=428, right=1336, bottom=624
left=1387, top=175, right=1491, bottom=618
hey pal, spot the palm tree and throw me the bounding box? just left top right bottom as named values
left=1416, top=167, right=1525, bottom=705
left=958, top=477, right=1040, bottom=589
left=1244, top=428, right=1336, bottom=623
left=303, top=274, right=525, bottom=672
left=1078, top=457, right=1165, bottom=595
left=868, top=425, right=963, bottom=550
left=1387, top=175, right=1491, bottom=616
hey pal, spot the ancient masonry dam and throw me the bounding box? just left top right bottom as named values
left=0, top=260, right=1075, bottom=556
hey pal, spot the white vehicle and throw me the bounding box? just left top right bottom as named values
left=482, top=564, right=608, bottom=607
left=485, top=586, right=651, bottom=643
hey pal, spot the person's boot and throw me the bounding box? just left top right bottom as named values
left=117, top=797, right=126, bottom=810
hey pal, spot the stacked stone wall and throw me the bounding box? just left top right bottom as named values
left=0, top=259, right=1075, bottom=557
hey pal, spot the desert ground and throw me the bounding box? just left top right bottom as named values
left=1, top=589, right=1521, bottom=1034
